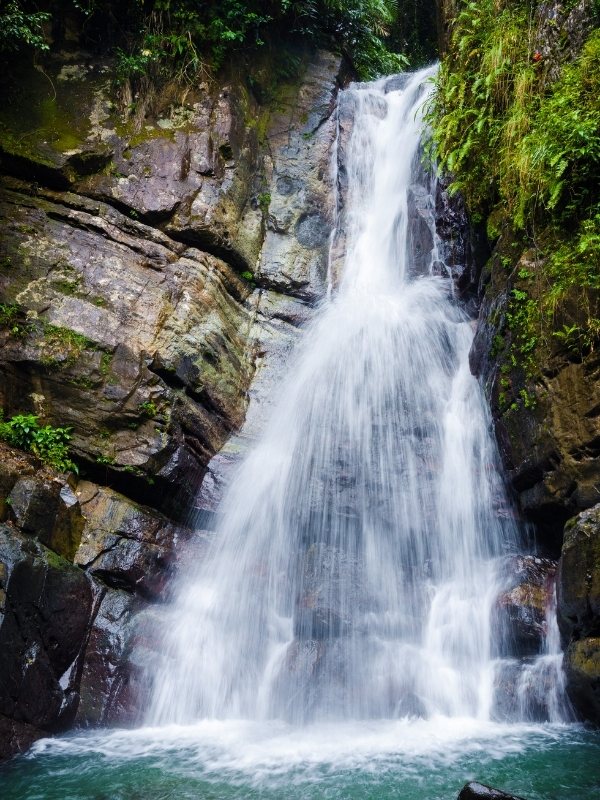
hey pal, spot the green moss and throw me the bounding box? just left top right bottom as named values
left=40, top=324, right=94, bottom=368
left=99, top=352, right=113, bottom=377
left=67, top=375, right=96, bottom=390
left=37, top=98, right=82, bottom=153
left=0, top=303, right=30, bottom=338
left=53, top=279, right=80, bottom=296
left=42, top=545, right=74, bottom=571
left=138, top=400, right=158, bottom=418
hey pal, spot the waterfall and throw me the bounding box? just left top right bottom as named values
left=148, top=68, right=564, bottom=726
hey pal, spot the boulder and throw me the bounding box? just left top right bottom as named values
left=458, top=782, right=527, bottom=800
left=8, top=475, right=84, bottom=561
left=493, top=556, right=556, bottom=657
left=0, top=525, right=92, bottom=759
left=558, top=504, right=600, bottom=640
left=75, top=584, right=139, bottom=727
left=558, top=504, right=600, bottom=722
left=563, top=637, right=600, bottom=723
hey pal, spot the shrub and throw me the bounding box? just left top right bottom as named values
left=0, top=1, right=50, bottom=54
left=0, top=412, right=78, bottom=473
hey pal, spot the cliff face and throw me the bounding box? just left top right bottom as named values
left=0, top=48, right=345, bottom=758
left=437, top=0, right=600, bottom=722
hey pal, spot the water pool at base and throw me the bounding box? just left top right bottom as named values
left=2, top=721, right=598, bottom=800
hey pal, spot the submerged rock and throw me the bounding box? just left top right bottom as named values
left=458, top=782, right=527, bottom=800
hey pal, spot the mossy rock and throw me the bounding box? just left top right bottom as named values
left=0, top=60, right=113, bottom=186
left=564, top=637, right=600, bottom=723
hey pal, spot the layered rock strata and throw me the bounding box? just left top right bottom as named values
left=0, top=49, right=346, bottom=757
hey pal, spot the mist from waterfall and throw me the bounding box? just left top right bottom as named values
left=148, top=67, right=566, bottom=727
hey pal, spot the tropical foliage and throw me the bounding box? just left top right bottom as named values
left=427, top=0, right=600, bottom=405
left=0, top=412, right=78, bottom=473
left=1, top=0, right=415, bottom=80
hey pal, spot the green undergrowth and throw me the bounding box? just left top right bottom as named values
left=0, top=412, right=78, bottom=473
left=108, top=0, right=409, bottom=83
left=428, top=1, right=600, bottom=407
left=1, top=1, right=412, bottom=83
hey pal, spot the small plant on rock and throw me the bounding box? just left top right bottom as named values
left=0, top=412, right=78, bottom=473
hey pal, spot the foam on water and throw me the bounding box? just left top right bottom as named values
left=27, top=719, right=571, bottom=780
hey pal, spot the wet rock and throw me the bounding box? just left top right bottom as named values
left=258, top=51, right=342, bottom=300
left=0, top=180, right=254, bottom=517
left=0, top=443, right=37, bottom=522
left=0, top=525, right=92, bottom=758
left=74, top=482, right=188, bottom=600
left=407, top=183, right=435, bottom=277
left=458, top=782, right=527, bottom=800
left=492, top=660, right=523, bottom=721
left=558, top=504, right=600, bottom=641
left=563, top=637, right=600, bottom=723
left=270, top=639, right=327, bottom=722
left=294, top=544, right=360, bottom=639
left=492, top=656, right=567, bottom=723
left=557, top=505, right=600, bottom=722
left=100, top=605, right=169, bottom=726
left=471, top=243, right=600, bottom=552
left=493, top=556, right=556, bottom=657
left=434, top=177, right=484, bottom=300
left=8, top=476, right=84, bottom=561
left=0, top=715, right=45, bottom=762
left=75, top=584, right=140, bottom=727
left=0, top=49, right=347, bottom=756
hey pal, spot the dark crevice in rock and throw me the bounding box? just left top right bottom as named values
left=162, top=226, right=251, bottom=274
left=77, top=192, right=181, bottom=230
left=75, top=460, right=188, bottom=522
left=0, top=150, right=72, bottom=191
left=254, top=274, right=317, bottom=302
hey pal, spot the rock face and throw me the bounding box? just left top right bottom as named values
left=0, top=441, right=191, bottom=756
left=557, top=504, right=600, bottom=721
left=192, top=51, right=343, bottom=522
left=0, top=48, right=347, bottom=758
left=0, top=179, right=254, bottom=518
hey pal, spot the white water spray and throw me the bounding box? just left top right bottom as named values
left=149, top=68, right=565, bottom=727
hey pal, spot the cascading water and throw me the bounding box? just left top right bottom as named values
left=149, top=66, right=561, bottom=727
